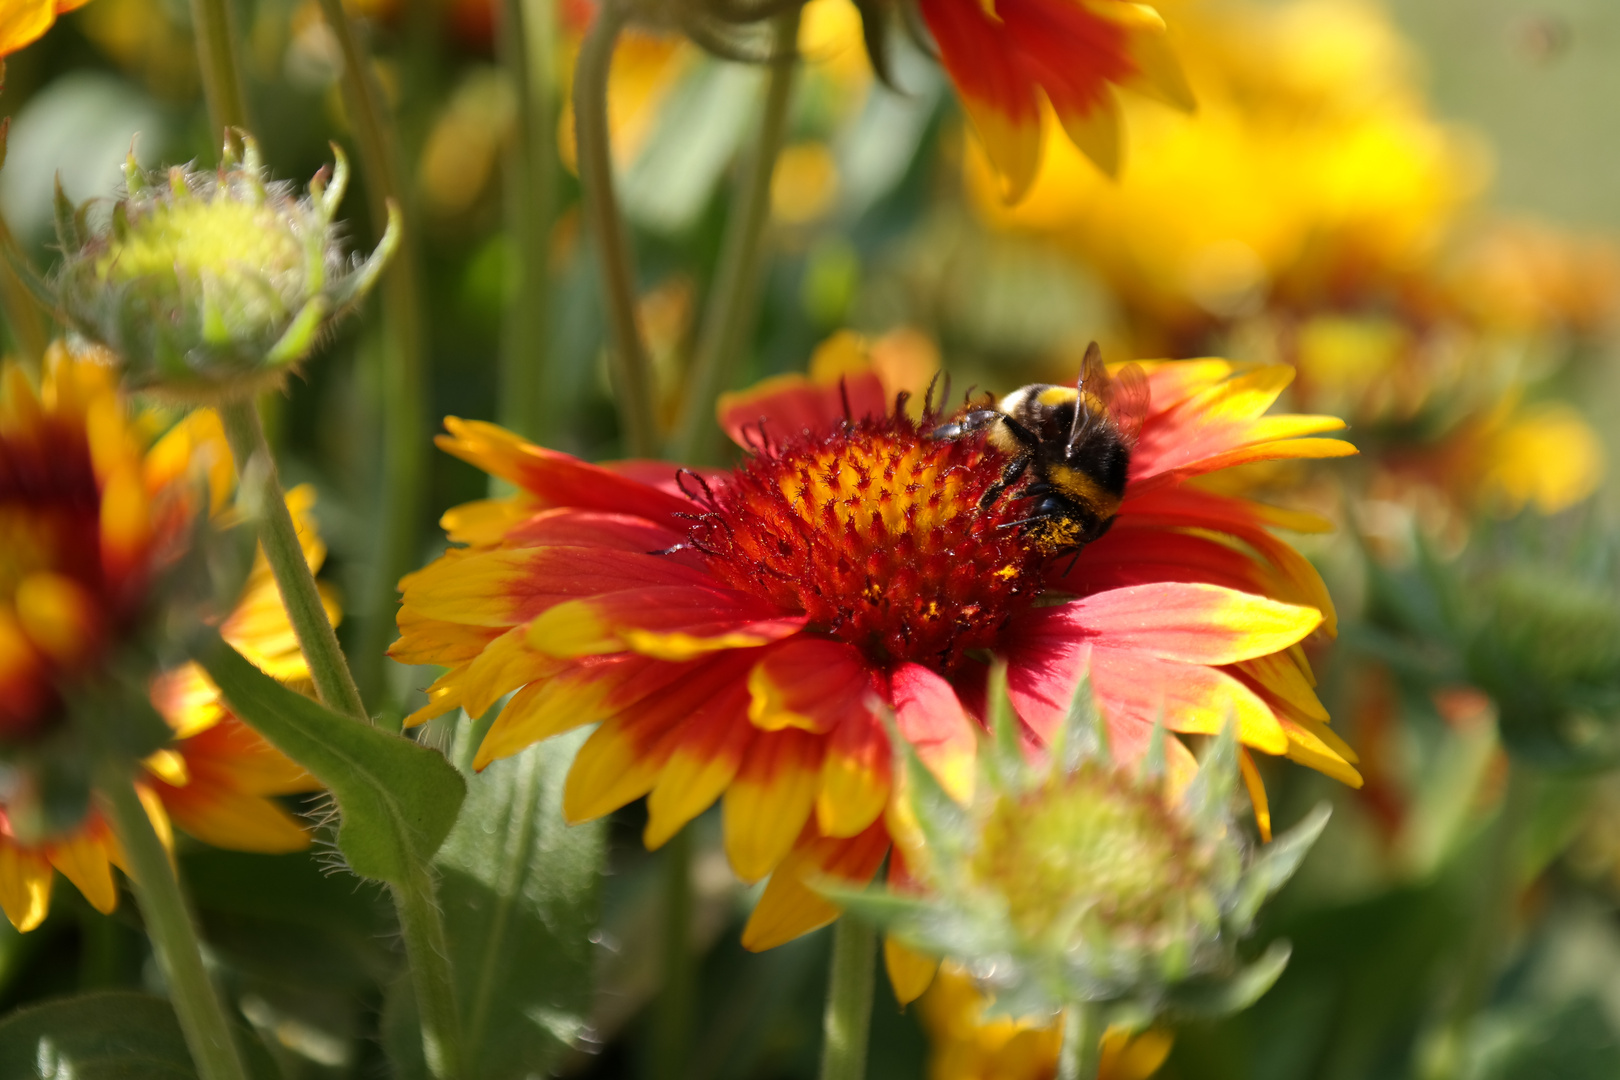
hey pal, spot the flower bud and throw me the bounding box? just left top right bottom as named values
left=838, top=663, right=1331, bottom=1027
left=53, top=134, right=399, bottom=400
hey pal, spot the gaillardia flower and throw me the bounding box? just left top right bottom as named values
left=396, top=352, right=1358, bottom=967
left=0, top=346, right=322, bottom=931
left=916, top=0, right=1194, bottom=199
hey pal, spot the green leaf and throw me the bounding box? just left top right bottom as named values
left=0, top=992, right=278, bottom=1080
left=1181, top=712, right=1240, bottom=831
left=1230, top=803, right=1332, bottom=929
left=983, top=661, right=1029, bottom=793
left=192, top=630, right=466, bottom=884
left=1055, top=659, right=1109, bottom=775
left=439, top=725, right=604, bottom=1079
left=1162, top=940, right=1292, bottom=1021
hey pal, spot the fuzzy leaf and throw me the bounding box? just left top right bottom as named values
left=1161, top=940, right=1292, bottom=1020
left=1056, top=659, right=1109, bottom=775
left=193, top=630, right=466, bottom=884
left=439, top=725, right=603, bottom=1079
left=984, top=661, right=1029, bottom=793
left=882, top=709, right=968, bottom=865
left=1181, top=712, right=1240, bottom=830
left=1230, top=803, right=1332, bottom=929
left=0, top=992, right=278, bottom=1079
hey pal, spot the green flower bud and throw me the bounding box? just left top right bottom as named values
left=52, top=134, right=399, bottom=400
left=836, top=663, right=1330, bottom=1028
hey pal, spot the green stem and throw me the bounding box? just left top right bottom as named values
left=313, top=0, right=430, bottom=709
left=652, top=828, right=694, bottom=1080
left=1057, top=1001, right=1104, bottom=1080
left=394, top=861, right=467, bottom=1080
left=817, top=917, right=876, bottom=1080
left=1421, top=763, right=1538, bottom=1080
left=219, top=400, right=369, bottom=722
left=98, top=764, right=249, bottom=1080
left=668, top=9, right=800, bottom=464
left=496, top=0, right=557, bottom=443
left=573, top=0, right=658, bottom=457
left=186, top=0, right=250, bottom=135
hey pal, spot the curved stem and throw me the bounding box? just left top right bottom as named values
left=1057, top=1001, right=1103, bottom=1080
left=313, top=0, right=430, bottom=709
left=219, top=400, right=369, bottom=723
left=668, top=9, right=800, bottom=464
left=817, top=917, right=876, bottom=1080
left=574, top=0, right=659, bottom=457
left=187, top=0, right=250, bottom=135
left=98, top=763, right=249, bottom=1080
left=394, top=861, right=468, bottom=1080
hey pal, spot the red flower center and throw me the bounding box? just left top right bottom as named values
left=685, top=410, right=1045, bottom=672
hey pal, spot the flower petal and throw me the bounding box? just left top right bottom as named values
left=717, top=370, right=889, bottom=452
left=919, top=0, right=1043, bottom=203
left=644, top=680, right=754, bottom=849
left=724, top=728, right=825, bottom=883
left=438, top=418, right=696, bottom=527
left=526, top=586, right=806, bottom=661
left=740, top=820, right=890, bottom=951
left=1037, top=583, right=1322, bottom=666
left=0, top=841, right=52, bottom=931
left=748, top=638, right=874, bottom=734
left=818, top=709, right=891, bottom=839
left=890, top=664, right=977, bottom=804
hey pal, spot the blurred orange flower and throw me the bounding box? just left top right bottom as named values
left=0, top=0, right=92, bottom=56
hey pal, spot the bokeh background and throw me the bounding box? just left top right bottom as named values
left=4, top=0, right=1620, bottom=1077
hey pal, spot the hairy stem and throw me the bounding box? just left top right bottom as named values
left=187, top=0, right=250, bottom=135
left=817, top=917, right=876, bottom=1080
left=314, top=0, right=430, bottom=708
left=220, top=400, right=368, bottom=722
left=1057, top=1001, right=1103, bottom=1080
left=668, top=9, right=800, bottom=463
left=99, top=764, right=249, bottom=1080
left=394, top=861, right=468, bottom=1080
left=573, top=0, right=658, bottom=457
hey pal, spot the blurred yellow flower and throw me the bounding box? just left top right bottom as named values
left=0, top=0, right=92, bottom=57
left=919, top=967, right=1173, bottom=1080
left=1468, top=401, right=1607, bottom=517
left=969, top=0, right=1487, bottom=332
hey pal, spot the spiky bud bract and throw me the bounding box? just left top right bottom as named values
left=833, top=658, right=1330, bottom=1032
left=52, top=133, right=399, bottom=401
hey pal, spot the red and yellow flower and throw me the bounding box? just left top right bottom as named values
left=919, top=0, right=1194, bottom=200
left=0, top=345, right=323, bottom=931
left=395, top=348, right=1359, bottom=987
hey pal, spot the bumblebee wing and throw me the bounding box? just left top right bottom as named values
left=1068, top=341, right=1114, bottom=451
left=1107, top=362, right=1150, bottom=449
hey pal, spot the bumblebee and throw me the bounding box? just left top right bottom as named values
left=933, top=343, right=1149, bottom=556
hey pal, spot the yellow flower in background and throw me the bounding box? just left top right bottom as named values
left=0, top=347, right=325, bottom=931
left=969, top=0, right=1487, bottom=332
left=0, top=0, right=92, bottom=56
left=920, top=967, right=1173, bottom=1080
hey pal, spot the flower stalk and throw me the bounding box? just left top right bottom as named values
left=98, top=762, right=250, bottom=1080
left=496, top=0, right=558, bottom=443
left=312, top=0, right=431, bottom=709
left=1057, top=1002, right=1104, bottom=1080
left=187, top=0, right=250, bottom=134
left=818, top=916, right=877, bottom=1080
left=668, top=7, right=801, bottom=464
left=573, top=0, right=658, bottom=457
left=394, top=861, right=468, bottom=1080
left=220, top=400, right=369, bottom=722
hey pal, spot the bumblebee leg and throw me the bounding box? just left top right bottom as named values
left=978, top=454, right=1030, bottom=510
left=930, top=409, right=1002, bottom=440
